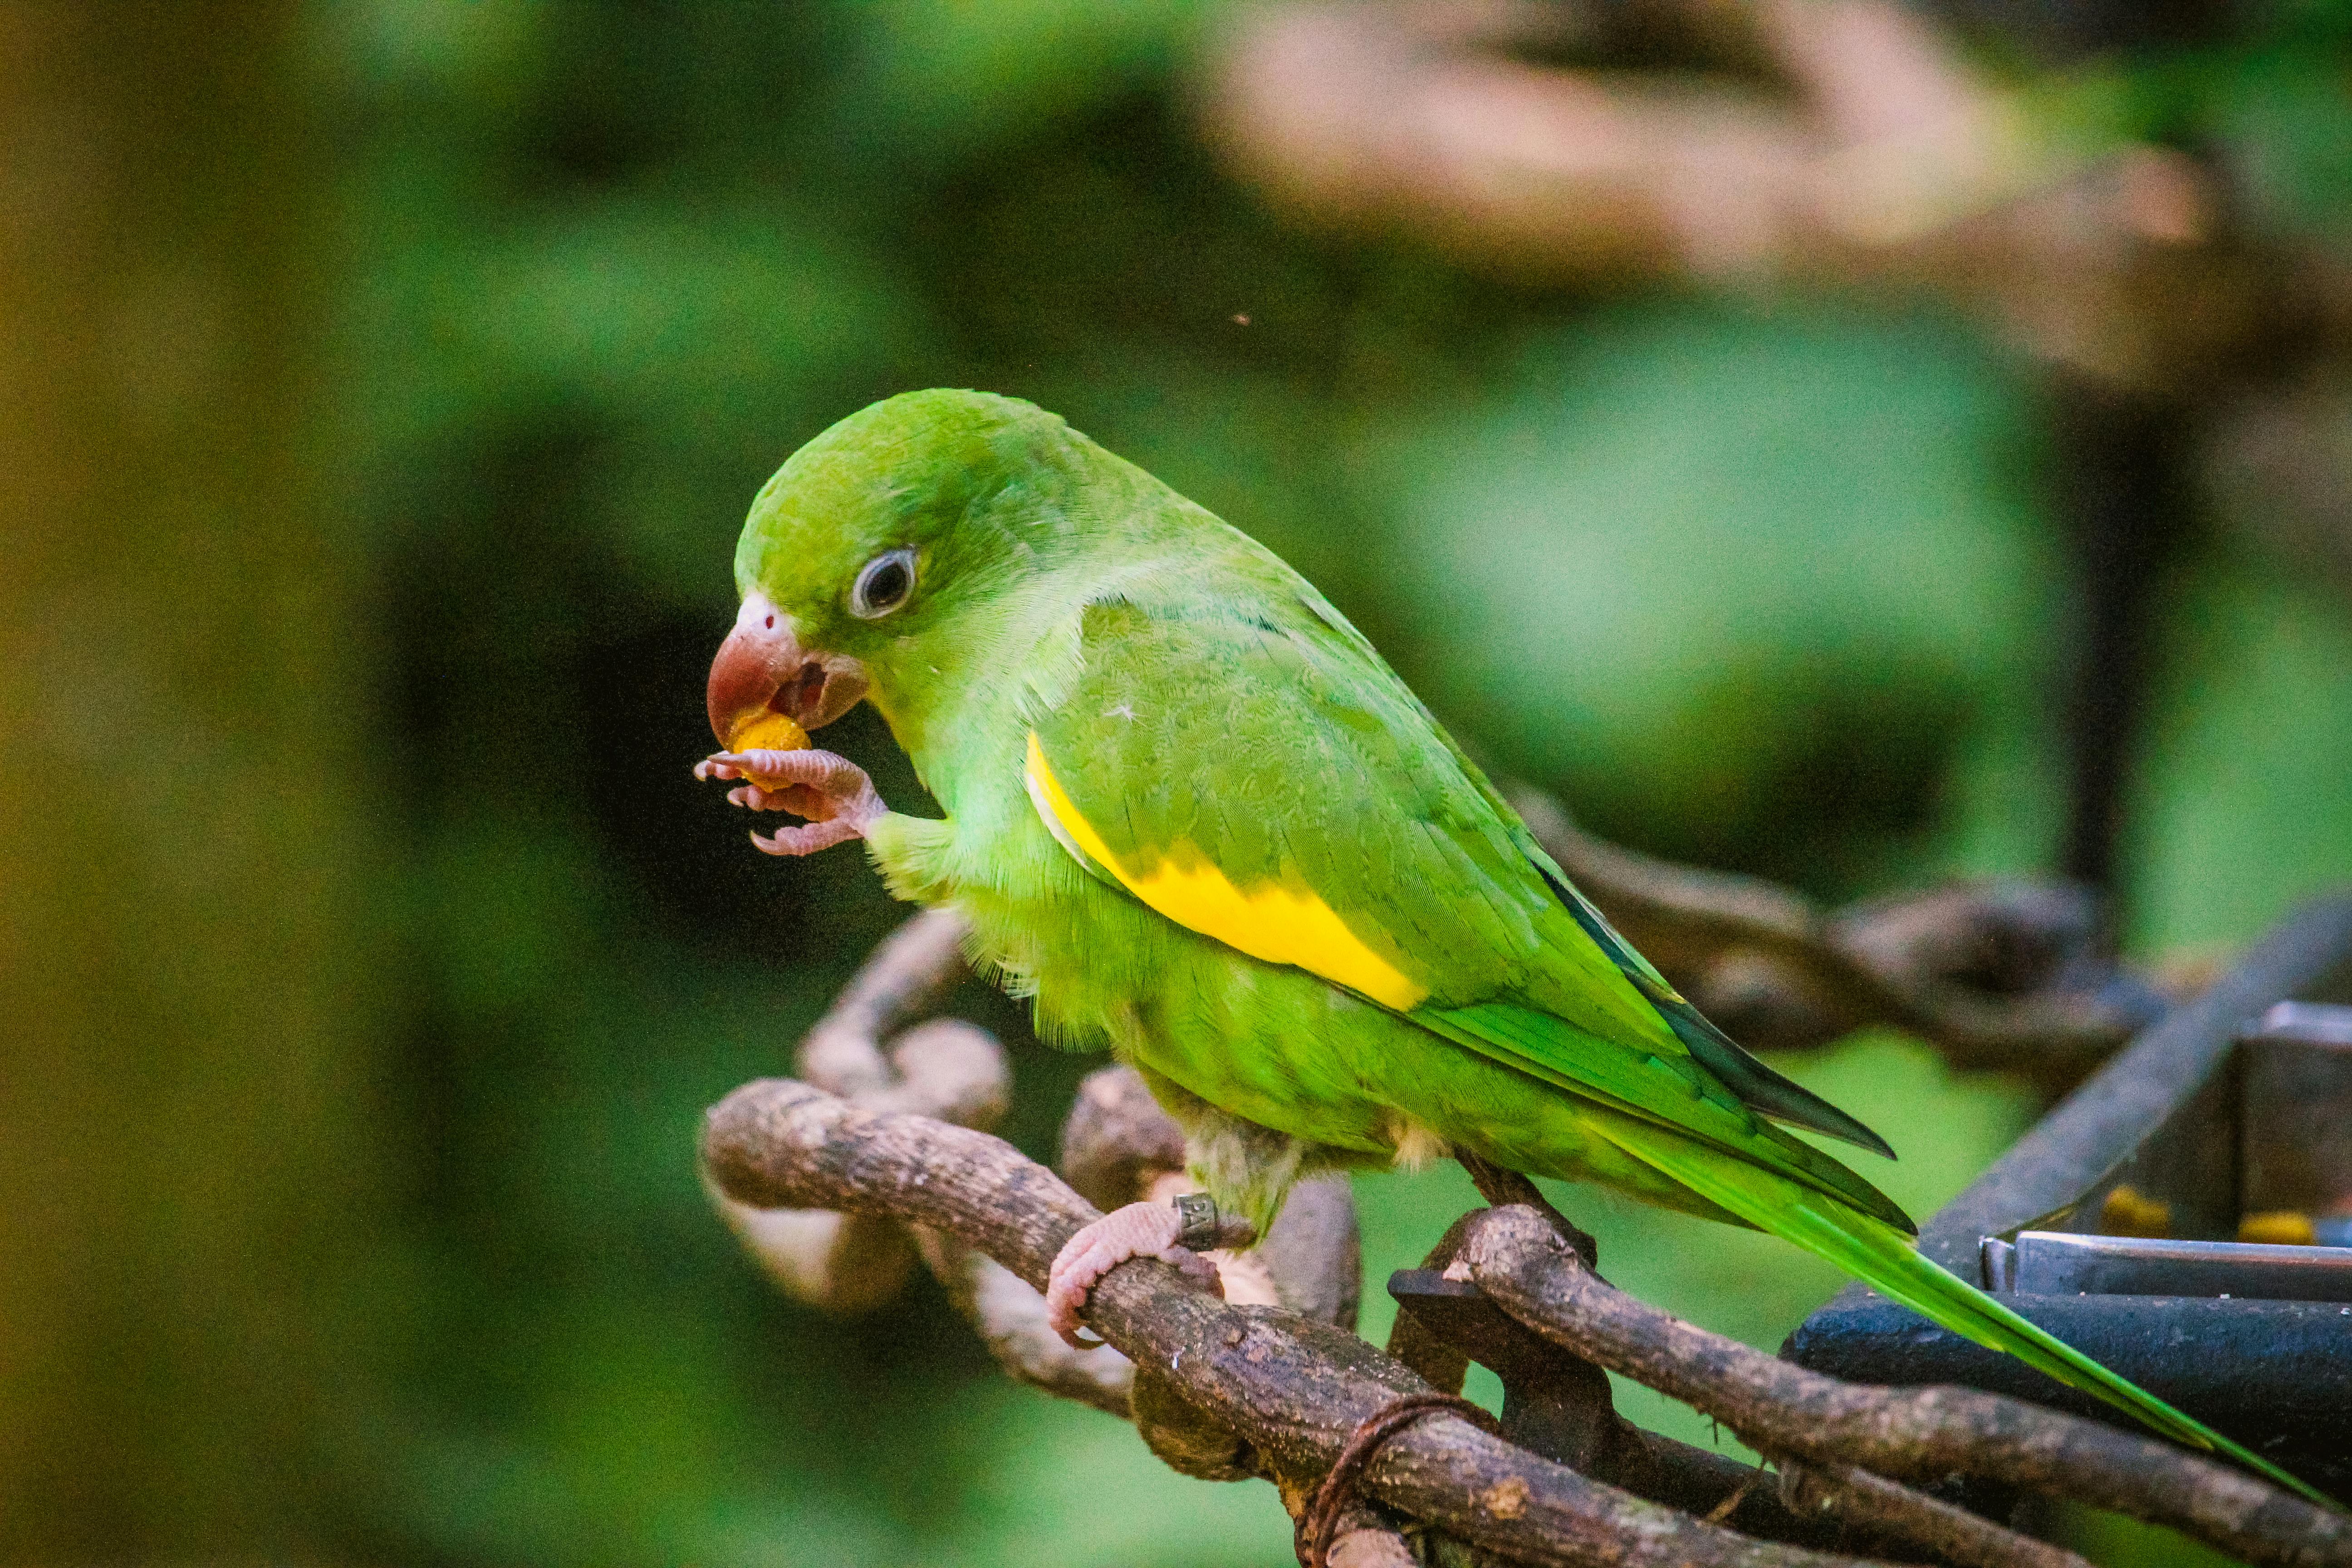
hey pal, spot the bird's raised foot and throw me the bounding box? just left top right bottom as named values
left=1045, top=1197, right=1227, bottom=1347
left=693, top=746, right=886, bottom=856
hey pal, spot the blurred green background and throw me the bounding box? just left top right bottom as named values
left=6, top=2, right=2352, bottom=1564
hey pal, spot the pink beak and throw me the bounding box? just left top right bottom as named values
left=706, top=590, right=870, bottom=748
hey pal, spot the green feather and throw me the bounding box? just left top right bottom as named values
left=1416, top=1000, right=1915, bottom=1233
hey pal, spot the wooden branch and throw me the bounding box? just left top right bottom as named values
left=719, top=918, right=1366, bottom=1427
left=1399, top=1191, right=2081, bottom=1568
left=701, top=886, right=2347, bottom=1567
left=701, top=1000, right=2352, bottom=1567
left=702, top=1077, right=1894, bottom=1568
left=1257, top=1172, right=1365, bottom=1330
left=796, top=905, right=977, bottom=1101
left=1048, top=1062, right=1367, bottom=1468
left=1063, top=1064, right=1365, bottom=1328
left=710, top=911, right=1158, bottom=1420
left=1324, top=1514, right=1420, bottom=1567
left=1059, top=1061, right=1191, bottom=1212
left=1457, top=1205, right=2352, bottom=1568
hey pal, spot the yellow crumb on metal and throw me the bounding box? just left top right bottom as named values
left=2238, top=1210, right=2318, bottom=1246
left=2099, top=1185, right=2172, bottom=1239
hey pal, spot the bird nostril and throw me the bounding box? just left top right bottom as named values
left=763, top=613, right=774, bottom=630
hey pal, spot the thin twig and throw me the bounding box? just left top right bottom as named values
left=919, top=1231, right=1135, bottom=1418
left=1776, top=1462, right=2091, bottom=1568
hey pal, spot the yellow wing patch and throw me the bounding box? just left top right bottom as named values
left=1024, top=732, right=1427, bottom=1010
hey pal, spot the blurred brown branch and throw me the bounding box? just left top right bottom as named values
left=1195, top=0, right=2282, bottom=395
left=703, top=909, right=2348, bottom=1568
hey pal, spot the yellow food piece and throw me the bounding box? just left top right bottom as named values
left=725, top=710, right=808, bottom=791
left=727, top=710, right=808, bottom=754
left=2099, top=1185, right=2172, bottom=1239
left=2238, top=1210, right=2318, bottom=1246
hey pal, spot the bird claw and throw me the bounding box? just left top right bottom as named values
left=694, top=746, right=886, bottom=856
left=1044, top=1198, right=1225, bottom=1348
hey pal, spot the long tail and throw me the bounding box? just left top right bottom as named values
left=1589, top=1114, right=2336, bottom=1507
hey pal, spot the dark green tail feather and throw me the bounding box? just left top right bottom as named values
left=1648, top=987, right=1899, bottom=1160
left=1588, top=1113, right=2336, bottom=1508
left=1526, top=855, right=1899, bottom=1159
left=1422, top=1001, right=1918, bottom=1234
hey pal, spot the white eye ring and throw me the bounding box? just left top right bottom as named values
left=850, top=548, right=917, bottom=619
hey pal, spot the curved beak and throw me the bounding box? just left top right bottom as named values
left=706, top=590, right=870, bottom=748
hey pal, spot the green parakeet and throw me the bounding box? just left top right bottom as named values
left=696, top=389, right=2321, bottom=1501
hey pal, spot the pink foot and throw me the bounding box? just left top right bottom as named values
left=694, top=747, right=887, bottom=856
left=1045, top=1199, right=1224, bottom=1347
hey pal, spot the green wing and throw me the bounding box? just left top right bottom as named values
left=1414, top=1001, right=1910, bottom=1229
left=1025, top=585, right=1898, bottom=1176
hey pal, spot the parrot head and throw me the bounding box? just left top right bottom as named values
left=704, top=388, right=1087, bottom=752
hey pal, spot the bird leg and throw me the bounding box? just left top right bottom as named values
left=1142, top=1169, right=1282, bottom=1308
left=1045, top=1197, right=1225, bottom=1348
left=694, top=747, right=886, bottom=856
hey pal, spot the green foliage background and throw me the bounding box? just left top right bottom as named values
left=20, top=1, right=2352, bottom=1563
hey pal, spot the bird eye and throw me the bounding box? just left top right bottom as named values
left=850, top=548, right=917, bottom=619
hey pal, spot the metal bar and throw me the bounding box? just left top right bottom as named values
left=2249, top=1001, right=2352, bottom=1046
left=1910, top=896, right=2352, bottom=1277
left=1791, top=898, right=2352, bottom=1499
left=1784, top=1293, right=2352, bottom=1503
left=2007, top=1230, right=2352, bottom=1303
